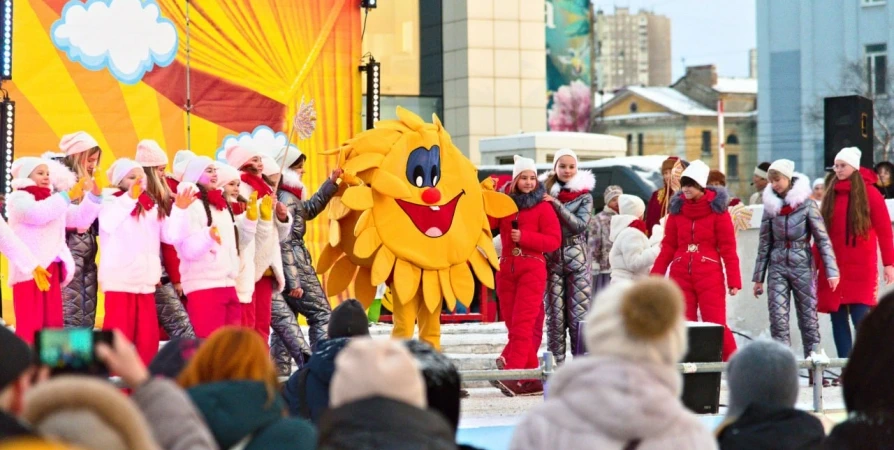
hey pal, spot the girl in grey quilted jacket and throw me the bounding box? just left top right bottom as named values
left=587, top=185, right=621, bottom=292
left=540, top=149, right=594, bottom=363
left=752, top=159, right=839, bottom=358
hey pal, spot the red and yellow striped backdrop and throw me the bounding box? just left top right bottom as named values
left=1, top=0, right=362, bottom=324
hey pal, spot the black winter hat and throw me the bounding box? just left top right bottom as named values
left=0, top=326, right=32, bottom=390
left=148, top=337, right=203, bottom=379
left=328, top=299, right=370, bottom=339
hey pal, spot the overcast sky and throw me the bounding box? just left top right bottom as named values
left=592, top=0, right=757, bottom=80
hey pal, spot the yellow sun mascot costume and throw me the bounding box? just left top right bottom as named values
left=316, top=107, right=517, bottom=349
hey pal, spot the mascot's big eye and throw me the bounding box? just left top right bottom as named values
left=406, top=146, right=441, bottom=188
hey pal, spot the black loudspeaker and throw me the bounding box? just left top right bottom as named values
left=824, top=95, right=874, bottom=170
left=681, top=322, right=723, bottom=414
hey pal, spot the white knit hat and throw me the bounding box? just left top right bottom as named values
left=618, top=194, right=645, bottom=219
left=106, top=158, right=142, bottom=187
left=172, top=150, right=196, bottom=182
left=59, top=131, right=99, bottom=156
left=135, top=140, right=168, bottom=167
left=768, top=159, right=795, bottom=180
left=270, top=146, right=303, bottom=169
left=603, top=185, right=623, bottom=204
left=835, top=147, right=862, bottom=170
left=261, top=154, right=280, bottom=177
left=225, top=145, right=260, bottom=171
left=512, top=155, right=537, bottom=180
left=11, top=157, right=47, bottom=182
left=813, top=178, right=825, bottom=189
left=181, top=155, right=215, bottom=185
left=215, top=163, right=241, bottom=188
left=585, top=278, right=687, bottom=366
left=553, top=148, right=578, bottom=169
left=330, top=339, right=426, bottom=409
left=680, top=160, right=710, bottom=188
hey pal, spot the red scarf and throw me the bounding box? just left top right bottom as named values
left=112, top=190, right=156, bottom=216
left=557, top=189, right=589, bottom=203
left=778, top=205, right=794, bottom=216
left=241, top=173, right=273, bottom=198
left=229, top=201, right=246, bottom=216
left=280, top=184, right=303, bottom=200
left=196, top=189, right=228, bottom=211
left=19, top=186, right=52, bottom=201
left=628, top=219, right=648, bottom=235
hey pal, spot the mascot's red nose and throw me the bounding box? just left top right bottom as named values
left=421, top=187, right=441, bottom=204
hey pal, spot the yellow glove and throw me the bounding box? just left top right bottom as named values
left=32, top=266, right=51, bottom=292
left=260, top=195, right=274, bottom=221
left=210, top=226, right=221, bottom=244
left=67, top=177, right=88, bottom=201
left=246, top=191, right=259, bottom=221
left=129, top=181, right=142, bottom=200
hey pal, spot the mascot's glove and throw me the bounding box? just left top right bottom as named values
left=260, top=195, right=274, bottom=221
left=246, top=192, right=259, bottom=221
left=129, top=182, right=142, bottom=200
left=67, top=177, right=89, bottom=202
left=32, top=266, right=52, bottom=292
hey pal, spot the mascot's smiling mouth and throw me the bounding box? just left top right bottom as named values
left=395, top=191, right=465, bottom=238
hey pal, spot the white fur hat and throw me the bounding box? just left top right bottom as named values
left=59, top=131, right=99, bottom=156
left=813, top=178, right=825, bottom=189
left=512, top=155, right=537, bottom=180
left=106, top=158, right=142, bottom=187
left=553, top=148, right=578, bottom=168
left=768, top=159, right=795, bottom=180
left=172, top=150, right=196, bottom=182
left=135, top=140, right=168, bottom=167
left=225, top=145, right=260, bottom=171
left=216, top=163, right=241, bottom=188
left=835, top=147, right=862, bottom=170
left=181, top=155, right=215, bottom=185
left=585, top=278, right=687, bottom=366
left=680, top=160, right=710, bottom=188
left=11, top=157, right=47, bottom=182
left=618, top=194, right=645, bottom=219
left=271, top=146, right=303, bottom=169
left=261, top=154, right=280, bottom=177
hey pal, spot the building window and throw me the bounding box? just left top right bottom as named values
left=497, top=156, right=515, bottom=165
left=726, top=134, right=739, bottom=145
left=866, top=43, right=887, bottom=96
left=727, top=154, right=739, bottom=179
left=863, top=0, right=885, bottom=5
left=626, top=134, right=633, bottom=156
left=629, top=102, right=638, bottom=113
left=637, top=133, right=644, bottom=156
left=701, top=130, right=712, bottom=156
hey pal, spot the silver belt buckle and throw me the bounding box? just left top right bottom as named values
left=687, top=244, right=698, bottom=253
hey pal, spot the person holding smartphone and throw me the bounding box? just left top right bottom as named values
left=488, top=156, right=561, bottom=397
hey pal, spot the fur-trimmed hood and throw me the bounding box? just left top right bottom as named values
left=609, top=215, right=638, bottom=241
left=762, top=173, right=812, bottom=217
left=509, top=183, right=547, bottom=210
left=23, top=376, right=160, bottom=450
left=669, top=186, right=729, bottom=215
left=539, top=170, right=596, bottom=195
left=280, top=169, right=307, bottom=200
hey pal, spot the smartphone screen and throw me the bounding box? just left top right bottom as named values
left=35, top=329, right=111, bottom=375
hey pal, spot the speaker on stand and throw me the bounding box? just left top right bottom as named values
left=681, top=322, right=724, bottom=414
left=824, top=95, right=874, bottom=170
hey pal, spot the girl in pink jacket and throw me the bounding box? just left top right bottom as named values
left=99, top=158, right=192, bottom=364
left=7, top=156, right=101, bottom=343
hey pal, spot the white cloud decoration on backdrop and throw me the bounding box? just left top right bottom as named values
left=216, top=125, right=302, bottom=164
left=51, top=0, right=178, bottom=84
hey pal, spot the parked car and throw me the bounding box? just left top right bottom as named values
left=477, top=155, right=665, bottom=211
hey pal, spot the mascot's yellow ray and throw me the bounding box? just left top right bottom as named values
left=317, top=107, right=517, bottom=348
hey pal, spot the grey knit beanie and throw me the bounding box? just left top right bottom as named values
left=726, top=339, right=799, bottom=418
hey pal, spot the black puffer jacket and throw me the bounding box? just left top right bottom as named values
left=318, top=397, right=457, bottom=450
left=824, top=410, right=894, bottom=450
left=717, top=403, right=824, bottom=450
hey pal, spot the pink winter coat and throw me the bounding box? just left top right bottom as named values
left=510, top=355, right=717, bottom=450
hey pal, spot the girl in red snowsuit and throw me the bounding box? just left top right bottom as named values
left=489, top=156, right=562, bottom=397
left=651, top=160, right=741, bottom=361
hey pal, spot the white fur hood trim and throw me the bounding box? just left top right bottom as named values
left=45, top=157, right=78, bottom=192
left=539, top=170, right=596, bottom=195
left=762, top=173, right=811, bottom=217
left=11, top=179, right=36, bottom=189
left=280, top=170, right=307, bottom=200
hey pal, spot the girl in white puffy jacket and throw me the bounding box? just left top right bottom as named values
left=224, top=145, right=291, bottom=347
left=98, top=158, right=192, bottom=364
left=172, top=155, right=257, bottom=338
left=609, top=194, right=663, bottom=283
left=6, top=156, right=101, bottom=343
